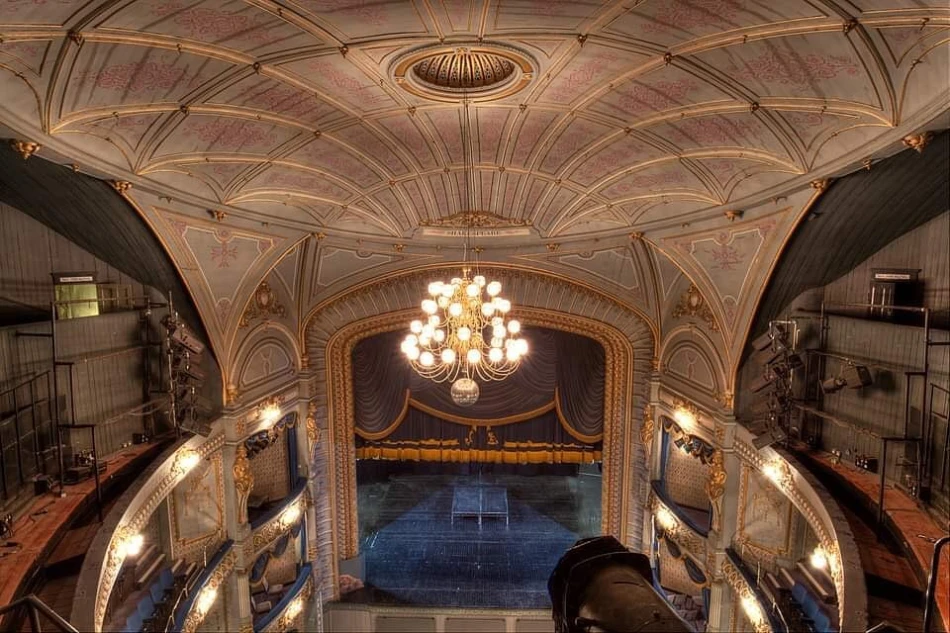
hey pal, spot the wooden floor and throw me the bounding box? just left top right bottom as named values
left=801, top=447, right=950, bottom=632
left=0, top=441, right=162, bottom=615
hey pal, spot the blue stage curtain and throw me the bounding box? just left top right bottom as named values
left=352, top=327, right=605, bottom=445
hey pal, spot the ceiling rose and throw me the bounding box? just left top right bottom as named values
left=392, top=43, right=534, bottom=102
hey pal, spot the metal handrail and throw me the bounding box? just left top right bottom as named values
left=0, top=594, right=80, bottom=632
left=920, top=534, right=950, bottom=632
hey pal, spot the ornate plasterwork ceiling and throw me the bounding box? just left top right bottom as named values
left=0, top=0, right=947, bottom=242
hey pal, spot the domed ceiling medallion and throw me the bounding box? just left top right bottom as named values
left=392, top=43, right=535, bottom=102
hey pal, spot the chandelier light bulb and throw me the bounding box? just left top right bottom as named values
left=404, top=269, right=526, bottom=401
left=810, top=546, right=828, bottom=570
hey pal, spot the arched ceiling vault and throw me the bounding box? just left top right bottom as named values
left=2, top=0, right=948, bottom=382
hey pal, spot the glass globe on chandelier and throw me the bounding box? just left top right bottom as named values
left=400, top=90, right=528, bottom=406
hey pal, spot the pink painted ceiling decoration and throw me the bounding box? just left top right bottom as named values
left=0, top=0, right=946, bottom=246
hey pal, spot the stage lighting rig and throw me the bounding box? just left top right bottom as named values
left=549, top=536, right=692, bottom=633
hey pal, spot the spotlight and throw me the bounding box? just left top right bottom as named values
left=548, top=536, right=692, bottom=633
left=820, top=376, right=847, bottom=394
left=841, top=364, right=873, bottom=389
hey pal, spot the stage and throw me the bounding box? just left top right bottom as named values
left=352, top=469, right=601, bottom=609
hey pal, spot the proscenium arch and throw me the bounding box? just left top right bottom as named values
left=304, top=265, right=656, bottom=594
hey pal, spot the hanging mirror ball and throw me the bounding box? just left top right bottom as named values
left=450, top=377, right=480, bottom=406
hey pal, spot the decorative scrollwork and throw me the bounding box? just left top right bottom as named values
left=419, top=210, right=531, bottom=228
left=640, top=406, right=655, bottom=460
left=233, top=445, right=253, bottom=525
left=671, top=285, right=719, bottom=331
left=705, top=449, right=727, bottom=533
left=9, top=139, right=41, bottom=159
left=240, top=281, right=286, bottom=328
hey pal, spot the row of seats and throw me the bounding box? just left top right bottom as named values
left=125, top=568, right=175, bottom=633
left=122, top=559, right=199, bottom=632
left=791, top=581, right=835, bottom=633
left=763, top=565, right=838, bottom=633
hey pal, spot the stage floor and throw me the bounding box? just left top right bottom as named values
left=353, top=472, right=601, bottom=609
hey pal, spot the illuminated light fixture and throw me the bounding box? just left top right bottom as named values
left=761, top=460, right=787, bottom=487
left=401, top=97, right=527, bottom=407
left=280, top=503, right=301, bottom=527
left=260, top=399, right=282, bottom=425
left=116, top=530, right=144, bottom=559
left=178, top=448, right=200, bottom=472
left=673, top=402, right=698, bottom=429
left=285, top=597, right=303, bottom=620
left=810, top=546, right=828, bottom=570
left=741, top=594, right=765, bottom=627
left=195, top=586, right=218, bottom=615
left=654, top=506, right=677, bottom=531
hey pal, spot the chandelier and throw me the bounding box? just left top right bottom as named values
left=401, top=88, right=528, bottom=406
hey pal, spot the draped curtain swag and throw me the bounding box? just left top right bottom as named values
left=352, top=328, right=606, bottom=463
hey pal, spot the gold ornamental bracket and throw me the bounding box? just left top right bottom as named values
left=418, top=210, right=535, bottom=239
left=9, top=139, right=41, bottom=160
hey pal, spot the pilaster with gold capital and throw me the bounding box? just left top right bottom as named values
left=704, top=579, right=733, bottom=633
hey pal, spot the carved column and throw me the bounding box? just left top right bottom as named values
left=705, top=579, right=733, bottom=633
left=221, top=412, right=254, bottom=633
left=706, top=412, right=742, bottom=633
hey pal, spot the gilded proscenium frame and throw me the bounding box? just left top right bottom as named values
left=325, top=307, right=635, bottom=562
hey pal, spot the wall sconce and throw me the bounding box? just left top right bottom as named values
left=280, top=503, right=301, bottom=527
left=673, top=402, right=698, bottom=430
left=259, top=398, right=282, bottom=425
left=195, top=586, right=218, bottom=615
left=179, top=448, right=200, bottom=471
left=115, top=529, right=144, bottom=560
left=761, top=459, right=789, bottom=488
left=809, top=546, right=828, bottom=570
left=741, top=594, right=765, bottom=628
left=655, top=506, right=677, bottom=531
left=285, top=597, right=303, bottom=620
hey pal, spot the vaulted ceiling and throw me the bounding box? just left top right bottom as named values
left=1, top=0, right=948, bottom=386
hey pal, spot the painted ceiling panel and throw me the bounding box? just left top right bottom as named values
left=0, top=0, right=944, bottom=256
left=150, top=114, right=302, bottom=157
left=96, top=0, right=321, bottom=56
left=60, top=43, right=230, bottom=114
left=206, top=76, right=341, bottom=127
left=491, top=0, right=609, bottom=32
left=690, top=34, right=881, bottom=108
left=603, top=0, right=826, bottom=46
left=589, top=65, right=733, bottom=124
left=287, top=0, right=432, bottom=40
